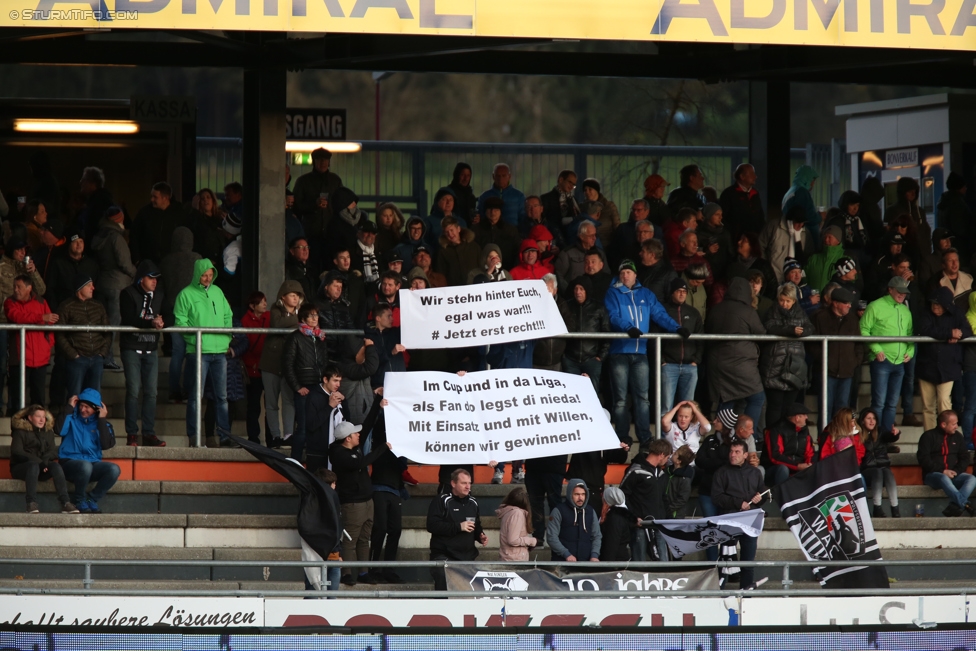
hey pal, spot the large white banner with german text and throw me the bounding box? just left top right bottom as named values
left=398, top=280, right=567, bottom=349
left=384, top=369, right=617, bottom=464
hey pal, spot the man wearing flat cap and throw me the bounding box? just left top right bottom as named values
left=861, top=276, right=914, bottom=433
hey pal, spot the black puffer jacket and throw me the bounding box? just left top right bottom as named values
left=282, top=329, right=330, bottom=391
left=662, top=298, right=703, bottom=365
left=9, top=406, right=57, bottom=467
left=562, top=277, right=610, bottom=363
left=704, top=277, right=766, bottom=403
left=759, top=300, right=814, bottom=391
left=861, top=428, right=898, bottom=471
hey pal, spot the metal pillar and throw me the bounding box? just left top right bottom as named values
left=749, top=81, right=791, bottom=222
left=242, top=44, right=287, bottom=303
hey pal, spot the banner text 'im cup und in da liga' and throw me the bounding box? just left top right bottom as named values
left=384, top=369, right=618, bottom=464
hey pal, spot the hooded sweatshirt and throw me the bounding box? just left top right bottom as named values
left=782, top=165, right=821, bottom=245
left=466, top=243, right=512, bottom=285
left=172, top=259, right=233, bottom=354
left=546, top=478, right=602, bottom=562
left=56, top=388, right=111, bottom=463
left=259, top=279, right=305, bottom=376
left=510, top=239, right=549, bottom=280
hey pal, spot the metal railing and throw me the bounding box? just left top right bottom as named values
left=0, top=323, right=953, bottom=448
left=197, top=138, right=849, bottom=215
left=0, top=557, right=971, bottom=598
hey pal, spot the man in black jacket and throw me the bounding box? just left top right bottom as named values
left=316, top=270, right=358, bottom=360
left=426, top=468, right=486, bottom=590
left=620, top=438, right=671, bottom=561
left=762, top=403, right=814, bottom=487
left=329, top=413, right=391, bottom=586
left=917, top=410, right=976, bottom=517
left=712, top=439, right=768, bottom=589
left=719, top=164, right=765, bottom=241
left=667, top=164, right=706, bottom=217
left=636, top=239, right=677, bottom=302
left=366, top=408, right=406, bottom=584
left=540, top=170, right=580, bottom=241
left=285, top=237, right=317, bottom=300
left=562, top=276, right=610, bottom=394
left=119, top=260, right=166, bottom=447
left=661, top=277, right=703, bottom=413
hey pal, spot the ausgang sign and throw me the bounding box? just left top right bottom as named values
left=6, top=0, right=976, bottom=50
left=286, top=109, right=346, bottom=141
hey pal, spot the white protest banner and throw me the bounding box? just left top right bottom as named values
left=398, top=279, right=567, bottom=349
left=384, top=369, right=618, bottom=464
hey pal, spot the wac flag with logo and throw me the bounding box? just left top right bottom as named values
left=774, top=447, right=888, bottom=589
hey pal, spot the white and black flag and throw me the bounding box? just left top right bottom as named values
left=651, top=510, right=765, bottom=558
left=774, top=447, right=889, bottom=589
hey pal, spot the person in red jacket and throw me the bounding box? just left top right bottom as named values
left=763, top=402, right=814, bottom=487
left=4, top=274, right=57, bottom=414
left=528, top=224, right=557, bottom=271
left=242, top=291, right=270, bottom=444
left=510, top=239, right=549, bottom=280
left=819, top=407, right=866, bottom=465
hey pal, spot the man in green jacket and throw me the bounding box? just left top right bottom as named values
left=173, top=259, right=232, bottom=447
left=860, top=276, right=915, bottom=433
left=803, top=225, right=845, bottom=292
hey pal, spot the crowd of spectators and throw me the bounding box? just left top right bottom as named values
left=4, top=151, right=976, bottom=584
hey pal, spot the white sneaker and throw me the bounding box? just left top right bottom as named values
left=491, top=469, right=504, bottom=484
left=510, top=470, right=525, bottom=484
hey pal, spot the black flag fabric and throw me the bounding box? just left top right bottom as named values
left=231, top=435, right=341, bottom=560
left=774, top=447, right=889, bottom=589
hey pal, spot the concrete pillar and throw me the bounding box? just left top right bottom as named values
left=242, top=61, right=287, bottom=304
left=749, top=81, right=791, bottom=222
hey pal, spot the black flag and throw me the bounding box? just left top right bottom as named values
left=231, top=435, right=341, bottom=560
left=774, top=447, right=888, bottom=589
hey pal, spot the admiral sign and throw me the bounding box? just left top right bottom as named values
left=6, top=1, right=976, bottom=51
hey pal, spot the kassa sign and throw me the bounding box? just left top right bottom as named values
left=6, top=1, right=976, bottom=51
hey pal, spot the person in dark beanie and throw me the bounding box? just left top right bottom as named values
left=119, top=260, right=166, bottom=447
left=57, top=274, right=110, bottom=398
left=830, top=256, right=861, bottom=307
left=661, top=276, right=704, bottom=413
left=606, top=259, right=687, bottom=449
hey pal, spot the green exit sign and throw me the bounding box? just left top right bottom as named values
left=292, top=153, right=312, bottom=165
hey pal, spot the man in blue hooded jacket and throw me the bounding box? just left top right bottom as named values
left=57, top=388, right=120, bottom=513
left=605, top=260, right=688, bottom=448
